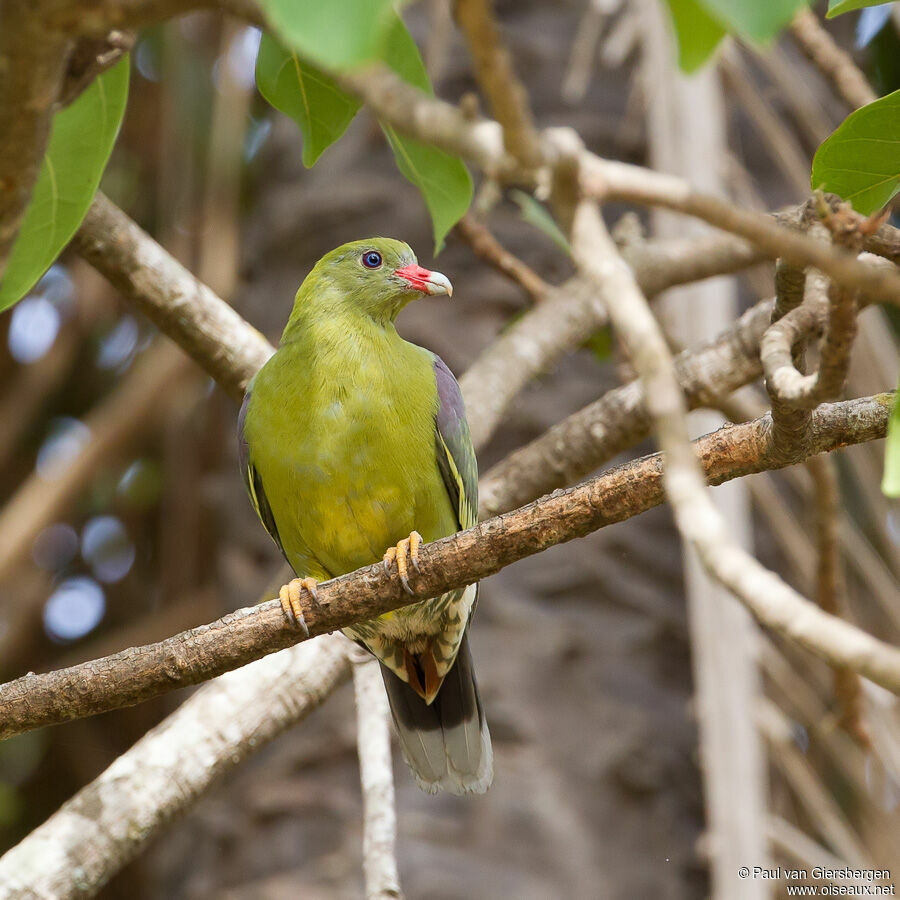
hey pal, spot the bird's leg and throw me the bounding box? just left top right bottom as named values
left=383, top=530, right=422, bottom=595
left=278, top=577, right=319, bottom=637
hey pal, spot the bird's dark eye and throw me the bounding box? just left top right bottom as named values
left=362, top=251, right=383, bottom=269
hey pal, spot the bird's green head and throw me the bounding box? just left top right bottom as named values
left=283, top=238, right=452, bottom=337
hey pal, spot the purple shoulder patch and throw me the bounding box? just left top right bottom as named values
left=433, top=355, right=465, bottom=440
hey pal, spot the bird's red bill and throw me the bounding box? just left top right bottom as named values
left=394, top=264, right=453, bottom=297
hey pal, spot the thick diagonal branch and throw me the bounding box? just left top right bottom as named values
left=73, top=192, right=273, bottom=401
left=0, top=390, right=893, bottom=741
left=0, top=635, right=350, bottom=899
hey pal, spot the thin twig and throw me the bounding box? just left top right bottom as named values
left=455, top=213, right=550, bottom=301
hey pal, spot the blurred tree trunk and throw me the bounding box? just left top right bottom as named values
left=642, top=3, right=769, bottom=897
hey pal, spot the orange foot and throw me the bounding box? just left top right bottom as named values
left=278, top=577, right=319, bottom=637
left=383, top=531, right=422, bottom=595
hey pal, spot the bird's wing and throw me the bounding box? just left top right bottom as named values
left=238, top=383, right=284, bottom=556
left=433, top=355, right=478, bottom=531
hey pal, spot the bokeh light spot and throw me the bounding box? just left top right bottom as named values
left=32, top=523, right=79, bottom=571
left=36, top=418, right=91, bottom=478
left=43, top=577, right=106, bottom=642
left=8, top=297, right=60, bottom=364
left=81, top=516, right=135, bottom=583
left=96, top=316, right=139, bottom=370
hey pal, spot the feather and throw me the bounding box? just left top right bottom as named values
left=238, top=383, right=284, bottom=555
left=433, top=355, right=478, bottom=530
left=381, top=629, right=492, bottom=795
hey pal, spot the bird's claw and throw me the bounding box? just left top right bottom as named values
left=278, top=577, right=319, bottom=637
left=382, top=531, right=422, bottom=596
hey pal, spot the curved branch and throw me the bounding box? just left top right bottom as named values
left=455, top=213, right=551, bottom=302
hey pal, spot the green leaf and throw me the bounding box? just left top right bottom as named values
left=254, top=10, right=471, bottom=249
left=256, top=0, right=395, bottom=69
left=381, top=125, right=472, bottom=253
left=378, top=16, right=471, bottom=252
left=0, top=57, right=130, bottom=312
left=663, top=0, right=727, bottom=73
left=811, top=89, right=900, bottom=215
left=697, top=0, right=809, bottom=42
left=827, top=0, right=890, bottom=19
left=883, top=389, right=900, bottom=497
left=510, top=190, right=571, bottom=254
left=255, top=34, right=360, bottom=167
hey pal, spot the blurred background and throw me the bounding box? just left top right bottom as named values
left=1, top=1, right=899, bottom=897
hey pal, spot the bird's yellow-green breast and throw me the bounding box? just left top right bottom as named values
left=243, top=316, right=457, bottom=579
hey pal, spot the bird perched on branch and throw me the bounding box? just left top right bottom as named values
left=238, top=238, right=492, bottom=794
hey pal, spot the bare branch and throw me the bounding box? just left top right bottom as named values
left=461, top=233, right=774, bottom=452
left=566, top=190, right=900, bottom=719
left=455, top=213, right=551, bottom=302
left=0, top=636, right=350, bottom=899
left=453, top=0, right=543, bottom=168
left=620, top=231, right=767, bottom=298
left=790, top=7, right=877, bottom=110
left=460, top=275, right=603, bottom=449
left=479, top=297, right=777, bottom=517
left=72, top=192, right=273, bottom=402
left=350, top=648, right=403, bottom=900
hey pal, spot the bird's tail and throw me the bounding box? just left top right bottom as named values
left=380, top=632, right=492, bottom=795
